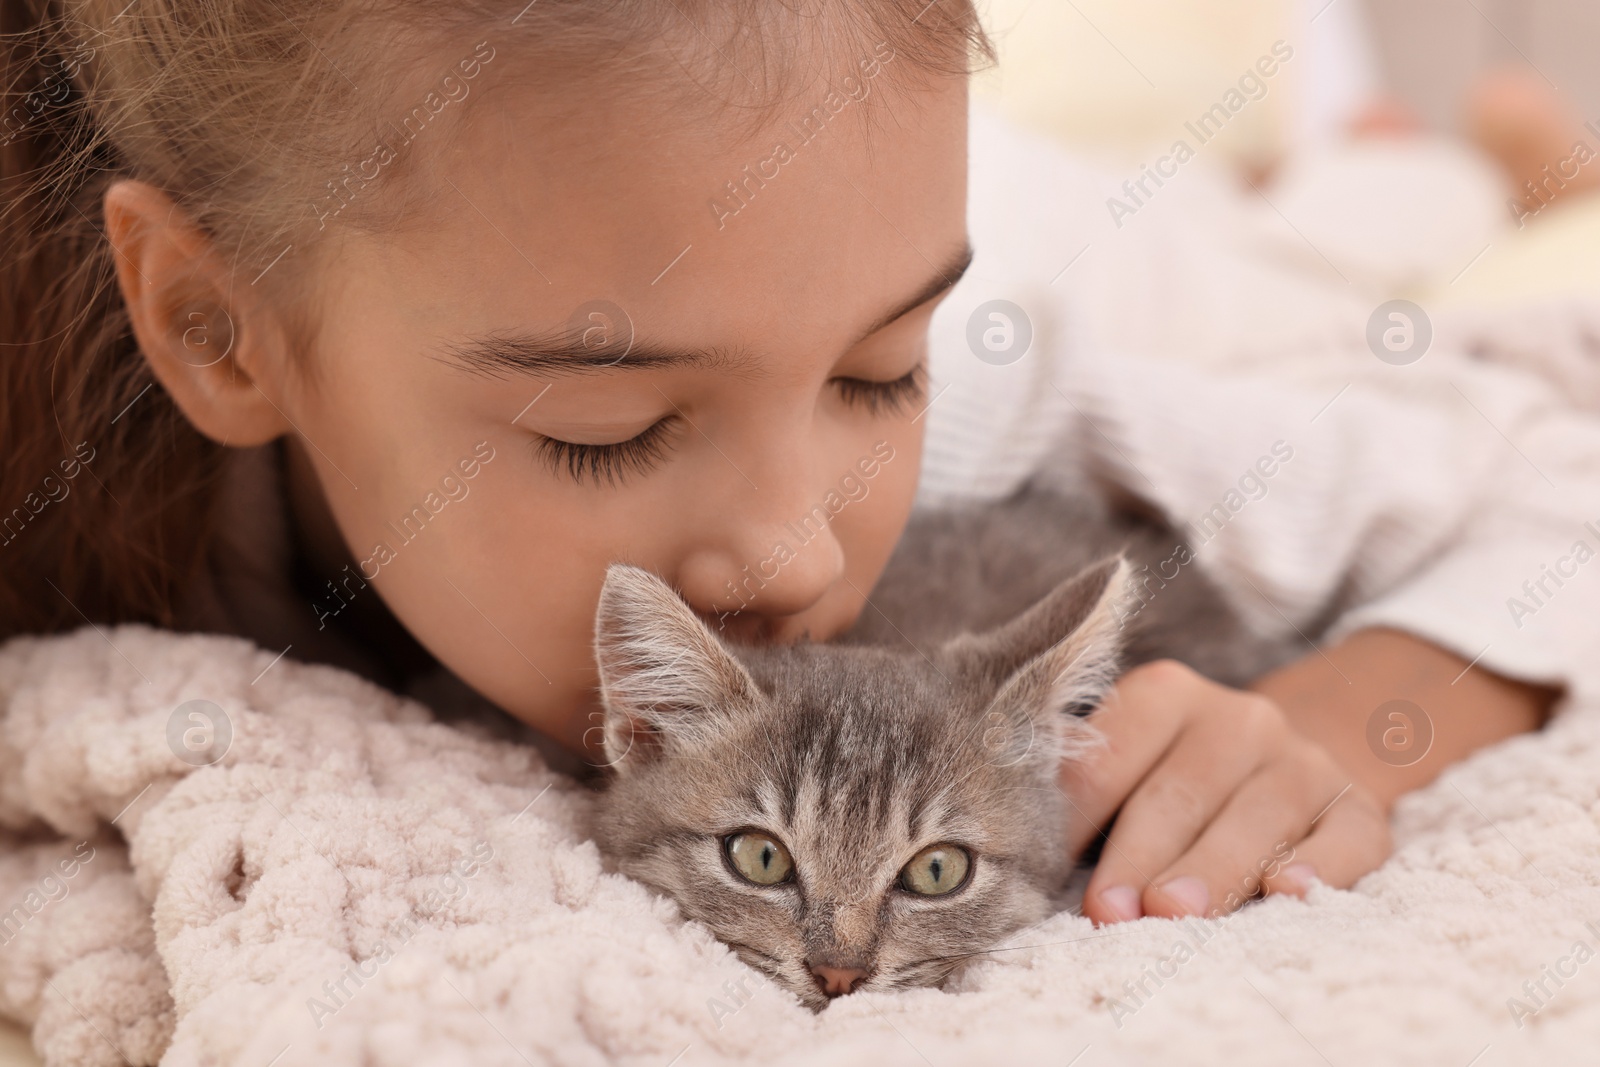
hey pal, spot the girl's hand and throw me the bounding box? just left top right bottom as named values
left=1062, top=658, right=1391, bottom=923
left=1066, top=626, right=1560, bottom=924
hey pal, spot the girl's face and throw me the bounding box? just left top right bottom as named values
left=266, top=64, right=967, bottom=756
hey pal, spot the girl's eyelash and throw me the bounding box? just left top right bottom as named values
left=833, top=361, right=928, bottom=417
left=533, top=419, right=674, bottom=488
left=532, top=364, right=924, bottom=488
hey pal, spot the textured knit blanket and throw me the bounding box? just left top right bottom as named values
left=1, top=625, right=1598, bottom=1067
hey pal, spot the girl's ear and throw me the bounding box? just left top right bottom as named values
left=102, top=179, right=293, bottom=446
left=592, top=564, right=765, bottom=774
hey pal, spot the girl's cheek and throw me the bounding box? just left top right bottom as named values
left=842, top=428, right=922, bottom=569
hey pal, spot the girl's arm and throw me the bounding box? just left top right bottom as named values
left=1253, top=626, right=1560, bottom=811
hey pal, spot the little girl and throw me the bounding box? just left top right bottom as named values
left=0, top=0, right=1570, bottom=932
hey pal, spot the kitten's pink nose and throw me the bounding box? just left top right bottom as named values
left=809, top=963, right=869, bottom=997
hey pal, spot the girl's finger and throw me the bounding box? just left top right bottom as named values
left=1259, top=783, right=1392, bottom=897
left=1080, top=698, right=1280, bottom=921
left=1137, top=754, right=1345, bottom=919
left=1058, top=661, right=1206, bottom=858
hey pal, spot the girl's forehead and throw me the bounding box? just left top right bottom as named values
left=333, top=72, right=970, bottom=356
left=433, top=64, right=965, bottom=223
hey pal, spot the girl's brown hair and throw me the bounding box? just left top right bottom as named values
left=0, top=0, right=991, bottom=645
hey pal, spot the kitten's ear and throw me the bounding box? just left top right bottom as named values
left=593, top=563, right=764, bottom=774
left=954, top=557, right=1132, bottom=767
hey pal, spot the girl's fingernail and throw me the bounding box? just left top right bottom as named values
left=1156, top=876, right=1210, bottom=916
left=1098, top=885, right=1142, bottom=922
left=1280, top=863, right=1318, bottom=894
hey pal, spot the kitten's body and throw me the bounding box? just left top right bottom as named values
left=840, top=486, right=1290, bottom=687
left=593, top=484, right=1297, bottom=1010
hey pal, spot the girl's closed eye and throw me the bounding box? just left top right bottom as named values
left=532, top=360, right=928, bottom=488
left=831, top=360, right=927, bottom=418
left=532, top=417, right=678, bottom=488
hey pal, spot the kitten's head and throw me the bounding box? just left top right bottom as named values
left=591, top=559, right=1129, bottom=1011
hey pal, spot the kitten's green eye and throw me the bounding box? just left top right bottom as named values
left=899, top=844, right=971, bottom=896
left=724, top=832, right=794, bottom=886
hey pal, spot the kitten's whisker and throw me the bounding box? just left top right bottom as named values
left=881, top=964, right=961, bottom=990
left=724, top=940, right=781, bottom=967
left=902, top=925, right=1143, bottom=967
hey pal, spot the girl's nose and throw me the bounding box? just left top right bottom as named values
left=673, top=501, right=847, bottom=625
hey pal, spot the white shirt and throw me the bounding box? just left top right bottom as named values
left=923, top=105, right=1600, bottom=704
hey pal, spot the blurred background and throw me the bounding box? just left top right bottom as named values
left=1366, top=0, right=1600, bottom=130
left=974, top=0, right=1600, bottom=164
left=963, top=0, right=1600, bottom=326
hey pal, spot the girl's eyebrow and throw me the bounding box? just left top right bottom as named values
left=435, top=241, right=973, bottom=379
left=434, top=337, right=758, bottom=379
left=853, top=241, right=975, bottom=343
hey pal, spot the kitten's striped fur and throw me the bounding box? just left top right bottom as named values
left=593, top=484, right=1294, bottom=1010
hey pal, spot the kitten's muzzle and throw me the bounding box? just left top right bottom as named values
left=809, top=963, right=871, bottom=998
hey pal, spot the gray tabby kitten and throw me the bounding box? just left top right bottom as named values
left=592, top=484, right=1294, bottom=1010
